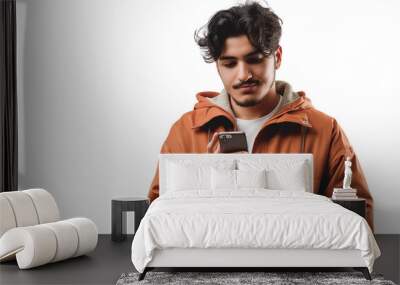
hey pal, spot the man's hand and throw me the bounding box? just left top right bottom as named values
left=207, top=132, right=248, bottom=154
left=207, top=132, right=221, bottom=153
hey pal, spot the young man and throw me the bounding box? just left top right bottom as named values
left=147, top=2, right=374, bottom=231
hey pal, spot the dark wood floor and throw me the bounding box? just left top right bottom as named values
left=0, top=235, right=134, bottom=285
left=0, top=234, right=399, bottom=285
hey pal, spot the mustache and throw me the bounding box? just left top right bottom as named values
left=233, top=79, right=260, bottom=89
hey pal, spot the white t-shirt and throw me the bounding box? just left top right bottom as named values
left=236, top=96, right=283, bottom=153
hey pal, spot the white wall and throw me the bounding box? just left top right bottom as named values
left=16, top=0, right=400, bottom=234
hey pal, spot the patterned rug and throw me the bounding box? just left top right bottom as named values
left=116, top=271, right=397, bottom=285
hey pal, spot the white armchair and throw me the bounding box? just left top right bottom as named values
left=0, top=188, right=98, bottom=269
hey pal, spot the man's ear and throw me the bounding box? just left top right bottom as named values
left=274, top=46, right=282, bottom=69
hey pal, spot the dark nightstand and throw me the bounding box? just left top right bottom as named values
left=111, top=197, right=149, bottom=242
left=331, top=198, right=366, bottom=218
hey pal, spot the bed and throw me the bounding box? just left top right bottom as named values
left=131, top=154, right=380, bottom=281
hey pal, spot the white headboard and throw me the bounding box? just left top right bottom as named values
left=159, top=153, right=313, bottom=194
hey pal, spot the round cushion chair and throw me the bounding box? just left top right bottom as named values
left=0, top=188, right=98, bottom=269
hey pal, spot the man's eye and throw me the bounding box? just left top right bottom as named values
left=223, top=62, right=236, bottom=68
left=247, top=57, right=263, bottom=64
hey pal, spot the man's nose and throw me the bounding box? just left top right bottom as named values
left=237, top=62, right=252, bottom=82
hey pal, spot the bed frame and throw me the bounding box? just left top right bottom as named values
left=138, top=154, right=372, bottom=281
left=139, top=249, right=371, bottom=280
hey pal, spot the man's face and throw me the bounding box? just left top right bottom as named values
left=216, top=35, right=282, bottom=107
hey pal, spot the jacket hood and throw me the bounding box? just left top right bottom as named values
left=191, top=80, right=314, bottom=129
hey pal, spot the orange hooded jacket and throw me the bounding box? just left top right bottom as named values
left=147, top=81, right=374, bottom=231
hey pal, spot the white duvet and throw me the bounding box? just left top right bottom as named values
left=131, top=190, right=380, bottom=273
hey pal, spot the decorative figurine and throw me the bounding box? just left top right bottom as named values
left=333, top=157, right=357, bottom=199
left=343, top=156, right=352, bottom=189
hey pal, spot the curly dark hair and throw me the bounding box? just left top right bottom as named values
left=194, top=1, right=283, bottom=63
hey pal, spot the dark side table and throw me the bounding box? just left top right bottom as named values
left=111, top=197, right=149, bottom=242
left=331, top=198, right=366, bottom=218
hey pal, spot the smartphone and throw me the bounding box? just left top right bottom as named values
left=218, top=131, right=248, bottom=153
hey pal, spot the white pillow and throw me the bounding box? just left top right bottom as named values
left=166, top=162, right=207, bottom=191
left=211, top=168, right=236, bottom=190
left=166, top=159, right=235, bottom=192
left=238, top=159, right=308, bottom=191
left=236, top=169, right=267, bottom=188
left=211, top=168, right=267, bottom=190
left=266, top=163, right=307, bottom=191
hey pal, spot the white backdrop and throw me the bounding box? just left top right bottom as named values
left=16, top=0, right=400, bottom=233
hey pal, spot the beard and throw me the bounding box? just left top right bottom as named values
left=230, top=68, right=276, bottom=108
left=231, top=94, right=262, bottom=107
